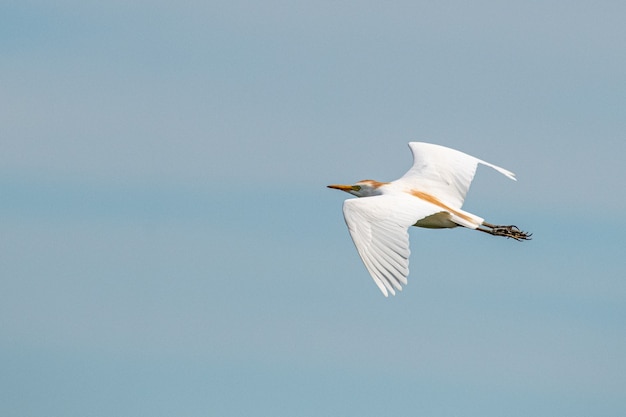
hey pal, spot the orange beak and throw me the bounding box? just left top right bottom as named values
left=327, top=184, right=354, bottom=193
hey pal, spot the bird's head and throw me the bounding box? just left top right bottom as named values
left=327, top=179, right=387, bottom=197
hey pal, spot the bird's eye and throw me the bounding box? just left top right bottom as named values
left=352, top=185, right=361, bottom=191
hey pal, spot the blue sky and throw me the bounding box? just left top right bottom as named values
left=1, top=1, right=625, bottom=416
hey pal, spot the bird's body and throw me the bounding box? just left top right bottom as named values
left=328, top=142, right=531, bottom=297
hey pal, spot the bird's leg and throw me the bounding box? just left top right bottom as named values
left=477, top=222, right=532, bottom=241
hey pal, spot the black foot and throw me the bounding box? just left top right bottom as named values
left=490, top=225, right=532, bottom=241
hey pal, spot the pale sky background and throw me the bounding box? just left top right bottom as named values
left=2, top=1, right=625, bottom=416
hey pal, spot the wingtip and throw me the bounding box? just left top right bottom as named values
left=479, top=160, right=517, bottom=181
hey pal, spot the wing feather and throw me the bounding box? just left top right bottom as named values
left=371, top=239, right=409, bottom=276
left=342, top=194, right=440, bottom=296
left=399, top=142, right=516, bottom=208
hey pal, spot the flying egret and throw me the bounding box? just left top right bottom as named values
left=328, top=142, right=531, bottom=297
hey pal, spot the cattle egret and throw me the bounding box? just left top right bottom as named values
left=328, top=142, right=531, bottom=297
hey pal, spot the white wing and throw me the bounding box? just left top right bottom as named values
left=342, top=194, right=442, bottom=297
left=399, top=142, right=516, bottom=208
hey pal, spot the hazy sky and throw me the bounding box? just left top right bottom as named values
left=2, top=1, right=625, bottom=416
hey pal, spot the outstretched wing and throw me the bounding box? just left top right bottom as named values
left=342, top=194, right=441, bottom=297
left=399, top=142, right=516, bottom=208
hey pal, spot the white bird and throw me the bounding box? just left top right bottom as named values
left=328, top=142, right=531, bottom=297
